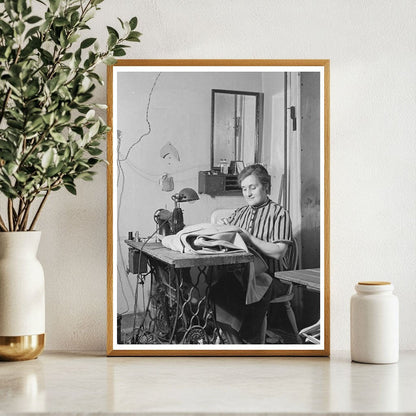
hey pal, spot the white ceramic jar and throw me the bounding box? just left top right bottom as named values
left=350, top=281, right=399, bottom=364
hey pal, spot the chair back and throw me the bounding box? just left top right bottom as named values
left=210, top=208, right=235, bottom=225
left=273, top=237, right=299, bottom=273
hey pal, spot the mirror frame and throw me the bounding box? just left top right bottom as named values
left=211, top=89, right=262, bottom=170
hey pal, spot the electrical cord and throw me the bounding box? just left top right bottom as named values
left=130, top=214, right=173, bottom=343
left=116, top=73, right=162, bottom=318
left=119, top=73, right=161, bottom=163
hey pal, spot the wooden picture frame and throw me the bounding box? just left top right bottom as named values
left=107, top=60, right=330, bottom=356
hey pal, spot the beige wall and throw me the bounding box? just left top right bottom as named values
left=35, top=0, right=416, bottom=351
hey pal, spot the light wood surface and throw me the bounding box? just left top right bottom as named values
left=0, top=351, right=414, bottom=415
left=275, top=268, right=320, bottom=291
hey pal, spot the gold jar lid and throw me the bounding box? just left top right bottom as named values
left=358, top=281, right=391, bottom=285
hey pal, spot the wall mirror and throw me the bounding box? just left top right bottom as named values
left=211, top=89, right=262, bottom=171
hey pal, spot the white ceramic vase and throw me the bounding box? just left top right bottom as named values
left=0, top=231, right=45, bottom=360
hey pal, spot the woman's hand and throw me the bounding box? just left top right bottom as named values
left=238, top=227, right=253, bottom=245
left=238, top=227, right=288, bottom=261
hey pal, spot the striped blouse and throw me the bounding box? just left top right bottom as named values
left=226, top=198, right=294, bottom=272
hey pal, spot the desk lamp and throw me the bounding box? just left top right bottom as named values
left=154, top=187, right=199, bottom=236
left=170, top=187, right=199, bottom=233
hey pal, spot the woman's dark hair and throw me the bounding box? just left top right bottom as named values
left=238, top=164, right=271, bottom=194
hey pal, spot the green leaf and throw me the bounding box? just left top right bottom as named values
left=70, top=11, right=80, bottom=26
left=49, top=0, right=60, bottom=13
left=87, top=147, right=102, bottom=156
left=117, top=17, right=125, bottom=29
left=25, top=117, right=44, bottom=134
left=16, top=21, right=25, bottom=35
left=107, top=33, right=117, bottom=49
left=129, top=16, right=138, bottom=30
left=50, top=131, right=67, bottom=143
left=74, top=148, right=84, bottom=159
left=87, top=158, right=100, bottom=166
left=78, top=171, right=95, bottom=181
left=45, top=164, right=62, bottom=177
left=59, top=29, right=67, bottom=47
left=5, top=162, right=18, bottom=176
left=82, top=9, right=95, bottom=23
left=48, top=76, right=60, bottom=92
left=85, top=109, right=95, bottom=120
left=63, top=147, right=70, bottom=160
left=80, top=37, right=96, bottom=49
left=64, top=183, right=76, bottom=195
left=68, top=33, right=80, bottom=44
left=26, top=15, right=42, bottom=24
left=24, top=25, right=40, bottom=39
left=0, top=183, right=18, bottom=198
left=17, top=0, right=26, bottom=14
left=126, top=31, right=141, bottom=42
left=113, top=47, right=126, bottom=57
left=88, top=120, right=100, bottom=138
left=42, top=112, right=55, bottom=125
left=23, top=83, right=39, bottom=98
left=41, top=148, right=54, bottom=169
left=4, top=1, right=16, bottom=19
left=0, top=20, right=13, bottom=35
left=14, top=171, right=28, bottom=183
left=54, top=17, right=69, bottom=27
left=103, top=56, right=117, bottom=65
left=106, top=26, right=119, bottom=39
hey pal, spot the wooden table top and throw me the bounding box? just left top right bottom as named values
left=274, top=268, right=320, bottom=291
left=125, top=240, right=254, bottom=269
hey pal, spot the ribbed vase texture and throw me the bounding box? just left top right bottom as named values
left=0, top=231, right=45, bottom=360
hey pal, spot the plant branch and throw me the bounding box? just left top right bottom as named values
left=14, top=199, right=24, bottom=231
left=0, top=213, right=8, bottom=232
left=28, top=189, right=50, bottom=231
left=20, top=199, right=33, bottom=231
left=18, top=120, right=58, bottom=169
left=7, top=199, right=14, bottom=231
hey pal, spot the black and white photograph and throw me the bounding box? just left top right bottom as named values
left=107, top=60, right=329, bottom=356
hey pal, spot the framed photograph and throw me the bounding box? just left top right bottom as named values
left=107, top=60, right=330, bottom=356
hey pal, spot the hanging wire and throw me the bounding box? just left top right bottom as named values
left=119, top=73, right=162, bottom=162
left=116, top=73, right=162, bottom=316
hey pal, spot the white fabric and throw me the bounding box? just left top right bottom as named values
left=161, top=223, right=249, bottom=255
left=162, top=223, right=271, bottom=304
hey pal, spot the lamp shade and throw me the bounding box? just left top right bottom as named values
left=173, top=187, right=199, bottom=203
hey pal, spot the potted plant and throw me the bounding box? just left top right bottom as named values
left=0, top=0, right=140, bottom=360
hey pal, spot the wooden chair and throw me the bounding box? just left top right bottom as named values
left=299, top=320, right=320, bottom=344
left=264, top=238, right=302, bottom=344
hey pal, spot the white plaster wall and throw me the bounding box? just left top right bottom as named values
left=37, top=0, right=416, bottom=351
left=116, top=72, right=261, bottom=312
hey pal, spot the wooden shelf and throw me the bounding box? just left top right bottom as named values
left=198, top=171, right=241, bottom=196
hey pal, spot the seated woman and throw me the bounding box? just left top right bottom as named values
left=212, top=164, right=294, bottom=344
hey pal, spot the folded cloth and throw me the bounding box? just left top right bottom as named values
left=162, top=223, right=272, bottom=304
left=162, top=223, right=249, bottom=254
